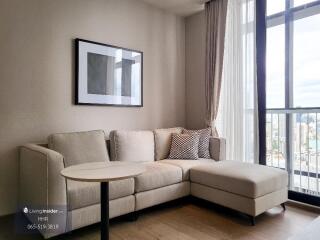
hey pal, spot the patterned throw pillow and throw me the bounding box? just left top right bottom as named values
left=183, top=128, right=211, bottom=158
left=168, top=133, right=200, bottom=160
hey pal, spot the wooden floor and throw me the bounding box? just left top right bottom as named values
left=1, top=200, right=319, bottom=240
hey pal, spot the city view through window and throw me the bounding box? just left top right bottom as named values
left=266, top=0, right=320, bottom=197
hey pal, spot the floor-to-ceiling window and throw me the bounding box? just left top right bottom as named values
left=265, top=0, right=320, bottom=205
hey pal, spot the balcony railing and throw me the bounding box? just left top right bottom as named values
left=266, top=109, right=320, bottom=197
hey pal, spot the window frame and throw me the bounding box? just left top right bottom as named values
left=259, top=0, right=320, bottom=206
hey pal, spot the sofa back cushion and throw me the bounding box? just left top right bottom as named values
left=48, top=130, right=109, bottom=167
left=154, top=127, right=182, bottom=160
left=110, top=130, right=155, bottom=162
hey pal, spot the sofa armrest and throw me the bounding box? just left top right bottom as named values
left=209, top=137, right=226, bottom=161
left=19, top=144, right=67, bottom=238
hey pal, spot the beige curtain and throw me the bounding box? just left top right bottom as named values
left=205, top=0, right=228, bottom=136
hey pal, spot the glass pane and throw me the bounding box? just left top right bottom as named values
left=266, top=24, right=285, bottom=108
left=267, top=0, right=285, bottom=16
left=292, top=113, right=320, bottom=196
left=294, top=0, right=317, bottom=7
left=293, top=14, right=320, bottom=107
left=266, top=113, right=286, bottom=168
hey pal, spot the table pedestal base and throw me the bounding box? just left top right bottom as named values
left=101, top=182, right=109, bottom=240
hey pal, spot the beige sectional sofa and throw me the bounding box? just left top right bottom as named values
left=19, top=128, right=287, bottom=238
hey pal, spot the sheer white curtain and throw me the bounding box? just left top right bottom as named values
left=216, top=0, right=259, bottom=163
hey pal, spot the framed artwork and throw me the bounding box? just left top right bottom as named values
left=75, top=38, right=143, bottom=107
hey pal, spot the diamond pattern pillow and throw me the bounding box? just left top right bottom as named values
left=168, top=133, right=200, bottom=160
left=183, top=128, right=211, bottom=158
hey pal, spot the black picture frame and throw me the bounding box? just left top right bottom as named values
left=75, top=38, right=143, bottom=107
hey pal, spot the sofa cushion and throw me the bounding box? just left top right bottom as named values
left=110, top=130, right=154, bottom=162
left=168, top=133, right=200, bottom=160
left=183, top=128, right=211, bottom=158
left=154, top=127, right=182, bottom=160
left=48, top=130, right=109, bottom=167
left=159, top=159, right=214, bottom=180
left=135, top=162, right=182, bottom=192
left=190, top=161, right=288, bottom=198
left=67, top=178, right=134, bottom=210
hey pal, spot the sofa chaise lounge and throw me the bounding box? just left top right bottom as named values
left=20, top=128, right=288, bottom=238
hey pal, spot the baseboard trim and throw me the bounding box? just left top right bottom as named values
left=287, top=199, right=320, bottom=213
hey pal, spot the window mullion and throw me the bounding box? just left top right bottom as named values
left=285, top=0, right=294, bottom=191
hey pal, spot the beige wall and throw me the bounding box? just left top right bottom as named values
left=0, top=0, right=185, bottom=216
left=185, top=11, right=206, bottom=129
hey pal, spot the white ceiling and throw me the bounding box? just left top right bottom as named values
left=141, top=0, right=208, bottom=17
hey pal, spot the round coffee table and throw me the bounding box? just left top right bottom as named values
left=61, top=161, right=145, bottom=240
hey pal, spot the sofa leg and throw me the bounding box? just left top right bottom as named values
left=281, top=203, right=286, bottom=211
left=249, top=215, right=255, bottom=226
left=127, top=211, right=139, bottom=222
